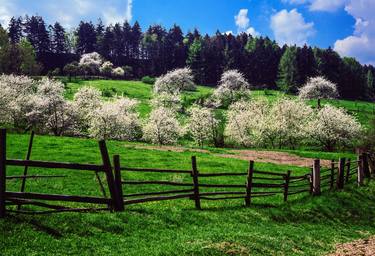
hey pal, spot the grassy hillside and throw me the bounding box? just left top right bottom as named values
left=1, top=133, right=375, bottom=255
left=65, top=79, right=375, bottom=125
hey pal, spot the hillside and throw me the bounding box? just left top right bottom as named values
left=65, top=79, right=375, bottom=126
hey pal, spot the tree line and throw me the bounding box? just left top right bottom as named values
left=0, top=15, right=374, bottom=100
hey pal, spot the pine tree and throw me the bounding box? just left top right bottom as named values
left=75, top=21, right=97, bottom=54
left=8, top=17, right=23, bottom=44
left=277, top=46, right=299, bottom=93
left=51, top=22, right=67, bottom=53
left=187, top=38, right=204, bottom=84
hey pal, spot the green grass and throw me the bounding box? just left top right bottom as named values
left=1, top=133, right=375, bottom=255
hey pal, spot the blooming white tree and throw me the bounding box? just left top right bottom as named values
left=88, top=97, right=141, bottom=141
left=27, top=78, right=76, bottom=136
left=212, top=69, right=251, bottom=107
left=0, top=75, right=37, bottom=129
left=308, top=105, right=361, bottom=151
left=112, top=67, right=125, bottom=78
left=225, top=99, right=270, bottom=147
left=187, top=106, right=219, bottom=147
left=100, top=61, right=114, bottom=77
left=79, top=52, right=103, bottom=75
left=143, top=107, right=183, bottom=145
left=268, top=99, right=313, bottom=149
left=73, top=86, right=102, bottom=133
left=154, top=67, right=196, bottom=94
left=298, top=76, right=339, bottom=100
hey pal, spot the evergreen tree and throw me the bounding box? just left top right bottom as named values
left=142, top=25, right=167, bottom=76
left=297, top=45, right=317, bottom=85
left=19, top=38, right=41, bottom=75
left=50, top=22, right=67, bottom=53
left=277, top=46, right=299, bottom=93
left=130, top=21, right=142, bottom=60
left=166, top=24, right=186, bottom=70
left=0, top=26, right=11, bottom=73
left=75, top=21, right=97, bottom=54
left=8, top=17, right=23, bottom=44
left=24, top=15, right=51, bottom=53
left=187, top=38, right=204, bottom=84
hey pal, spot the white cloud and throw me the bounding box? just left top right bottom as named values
left=334, top=0, right=375, bottom=65
left=282, top=0, right=347, bottom=12
left=270, top=8, right=315, bottom=46
left=103, top=0, right=133, bottom=25
left=234, top=9, right=259, bottom=36
left=225, top=31, right=233, bottom=35
left=0, top=0, right=13, bottom=26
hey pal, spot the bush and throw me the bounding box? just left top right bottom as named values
left=100, top=61, right=114, bottom=77
left=299, top=76, right=339, bottom=100
left=212, top=70, right=251, bottom=107
left=112, top=67, right=125, bottom=78
left=88, top=98, right=141, bottom=141
left=79, top=52, right=103, bottom=76
left=142, top=76, right=156, bottom=85
left=154, top=68, right=196, bottom=94
left=143, top=107, right=183, bottom=145
left=307, top=105, right=362, bottom=151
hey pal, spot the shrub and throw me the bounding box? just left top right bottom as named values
left=79, top=52, right=103, bottom=75
left=100, top=61, right=114, bottom=77
left=112, top=67, right=125, bottom=78
left=212, top=69, right=251, bottom=107
left=142, top=76, right=156, bottom=85
left=122, top=65, right=133, bottom=79
left=187, top=106, right=219, bottom=147
left=73, top=86, right=102, bottom=133
left=154, top=68, right=196, bottom=94
left=298, top=76, right=339, bottom=100
left=143, top=107, right=183, bottom=145
left=307, top=105, right=362, bottom=151
left=63, top=62, right=79, bottom=79
left=88, top=98, right=141, bottom=141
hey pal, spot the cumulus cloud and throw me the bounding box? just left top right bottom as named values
left=234, top=9, right=259, bottom=36
left=0, top=0, right=14, bottom=26
left=270, top=9, right=315, bottom=46
left=334, top=0, right=375, bottom=65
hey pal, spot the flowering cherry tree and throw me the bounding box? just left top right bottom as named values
left=27, top=78, right=76, bottom=136
left=79, top=52, right=103, bottom=75
left=73, top=86, right=102, bottom=133
left=100, top=61, right=114, bottom=77
left=212, top=70, right=251, bottom=107
left=112, top=67, right=125, bottom=78
left=187, top=106, right=219, bottom=146
left=308, top=105, right=361, bottom=151
left=143, top=107, right=183, bottom=145
left=88, top=97, right=141, bottom=141
left=151, top=92, right=182, bottom=112
left=298, top=76, right=339, bottom=100
left=154, top=68, right=196, bottom=94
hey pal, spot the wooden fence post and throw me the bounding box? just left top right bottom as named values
left=330, top=160, right=335, bottom=190
left=345, top=159, right=351, bottom=183
left=245, top=161, right=254, bottom=207
left=284, top=170, right=291, bottom=202
left=191, top=156, right=201, bottom=210
left=336, top=158, right=346, bottom=189
left=312, top=159, right=321, bottom=196
left=358, top=154, right=364, bottom=186
left=18, top=131, right=35, bottom=210
left=113, top=155, right=124, bottom=211
left=0, top=129, right=6, bottom=218
left=99, top=140, right=121, bottom=212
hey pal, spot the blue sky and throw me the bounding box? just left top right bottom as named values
left=0, top=0, right=374, bottom=65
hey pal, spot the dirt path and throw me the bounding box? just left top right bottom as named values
left=128, top=145, right=329, bottom=168
left=327, top=236, right=375, bottom=256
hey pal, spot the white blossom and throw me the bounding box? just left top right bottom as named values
left=88, top=97, right=141, bottom=141
left=143, top=107, right=183, bottom=145
left=212, top=69, right=251, bottom=107
left=154, top=67, right=196, bottom=94
left=151, top=92, right=181, bottom=112
left=307, top=105, right=362, bottom=150
left=100, top=61, right=114, bottom=76
left=187, top=106, right=219, bottom=146
left=298, top=76, right=339, bottom=100
left=112, top=67, right=125, bottom=78
left=73, top=86, right=102, bottom=133
left=79, top=52, right=103, bottom=75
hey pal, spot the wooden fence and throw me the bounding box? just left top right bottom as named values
left=0, top=128, right=372, bottom=217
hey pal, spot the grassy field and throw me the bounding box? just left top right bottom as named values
left=1, top=133, right=375, bottom=255
left=64, top=79, right=375, bottom=126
